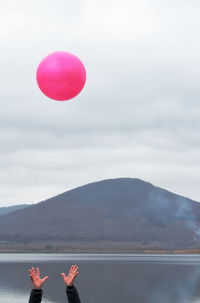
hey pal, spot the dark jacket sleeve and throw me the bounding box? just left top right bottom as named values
left=66, top=285, right=81, bottom=303
left=29, top=289, right=43, bottom=303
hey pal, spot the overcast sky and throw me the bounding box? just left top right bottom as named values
left=0, top=0, right=200, bottom=206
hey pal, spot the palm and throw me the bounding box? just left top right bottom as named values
left=64, top=272, right=75, bottom=285
left=29, top=267, right=48, bottom=289
left=61, top=265, right=79, bottom=286
left=33, top=276, right=43, bottom=288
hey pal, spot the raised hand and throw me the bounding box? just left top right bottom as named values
left=61, top=265, right=79, bottom=286
left=29, top=267, right=48, bottom=289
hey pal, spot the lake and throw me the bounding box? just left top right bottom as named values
left=1, top=254, right=200, bottom=303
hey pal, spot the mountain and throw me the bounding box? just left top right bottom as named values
left=0, top=178, right=200, bottom=251
left=0, top=204, right=29, bottom=216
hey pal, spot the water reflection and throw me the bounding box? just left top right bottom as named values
left=1, top=254, right=200, bottom=303
left=0, top=289, right=53, bottom=303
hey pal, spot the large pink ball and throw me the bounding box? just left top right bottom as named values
left=36, top=51, right=86, bottom=101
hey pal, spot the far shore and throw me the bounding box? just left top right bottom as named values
left=0, top=240, right=200, bottom=254
left=1, top=248, right=200, bottom=254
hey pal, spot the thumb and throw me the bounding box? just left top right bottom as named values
left=42, top=276, right=49, bottom=283
left=61, top=273, right=66, bottom=279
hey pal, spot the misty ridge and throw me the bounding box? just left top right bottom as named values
left=0, top=178, right=200, bottom=251
left=0, top=204, right=29, bottom=216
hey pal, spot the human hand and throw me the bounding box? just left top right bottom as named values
left=29, top=267, right=48, bottom=289
left=61, top=265, right=79, bottom=286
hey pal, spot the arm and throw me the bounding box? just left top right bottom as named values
left=61, top=265, right=81, bottom=303
left=28, top=267, right=48, bottom=303
left=66, top=285, right=81, bottom=303
left=28, top=289, right=43, bottom=303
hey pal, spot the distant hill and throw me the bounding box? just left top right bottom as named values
left=0, top=204, right=29, bottom=216
left=0, top=178, right=200, bottom=251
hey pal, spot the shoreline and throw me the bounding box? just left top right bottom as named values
left=0, top=248, right=200, bottom=254
left=1, top=241, right=200, bottom=254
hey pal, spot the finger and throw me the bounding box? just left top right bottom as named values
left=72, top=265, right=78, bottom=273
left=29, top=268, right=35, bottom=277
left=70, top=265, right=74, bottom=273
left=36, top=267, right=40, bottom=277
left=74, top=265, right=79, bottom=272
left=61, top=273, right=67, bottom=279
left=73, top=266, right=79, bottom=275
left=32, top=267, right=36, bottom=276
left=29, top=270, right=33, bottom=277
left=73, top=271, right=79, bottom=279
left=28, top=270, right=34, bottom=281
left=71, top=271, right=79, bottom=281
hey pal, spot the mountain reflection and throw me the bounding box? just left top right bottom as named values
left=1, top=255, right=200, bottom=303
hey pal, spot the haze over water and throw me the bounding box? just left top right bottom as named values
left=1, top=254, right=200, bottom=303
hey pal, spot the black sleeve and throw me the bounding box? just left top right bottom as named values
left=66, top=285, right=81, bottom=303
left=28, top=289, right=43, bottom=303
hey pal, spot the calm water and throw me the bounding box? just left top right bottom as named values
left=1, top=254, right=200, bottom=303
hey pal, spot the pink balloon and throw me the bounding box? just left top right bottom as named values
left=36, top=51, right=86, bottom=101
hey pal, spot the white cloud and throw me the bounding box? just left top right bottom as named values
left=0, top=0, right=200, bottom=205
